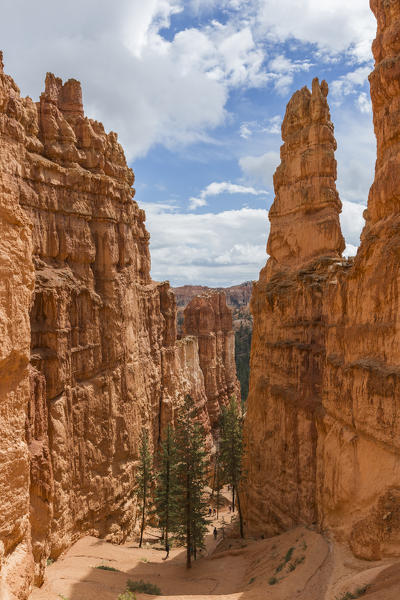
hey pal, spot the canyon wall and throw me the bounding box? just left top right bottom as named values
left=0, top=56, right=212, bottom=598
left=244, top=0, right=400, bottom=561
left=184, top=291, right=241, bottom=429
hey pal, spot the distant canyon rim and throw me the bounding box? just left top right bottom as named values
left=1, top=0, right=400, bottom=599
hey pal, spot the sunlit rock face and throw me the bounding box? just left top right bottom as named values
left=318, top=0, right=400, bottom=560
left=184, top=291, right=241, bottom=429
left=243, top=78, right=347, bottom=538
left=244, top=2, right=400, bottom=561
left=0, top=56, right=212, bottom=598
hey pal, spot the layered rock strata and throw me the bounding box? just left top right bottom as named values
left=184, top=291, right=240, bottom=428
left=0, top=56, right=212, bottom=598
left=243, top=78, right=345, bottom=535
left=244, top=1, right=400, bottom=561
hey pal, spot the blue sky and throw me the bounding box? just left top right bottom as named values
left=1, top=0, right=376, bottom=286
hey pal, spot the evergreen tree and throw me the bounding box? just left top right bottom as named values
left=175, top=395, right=209, bottom=568
left=136, top=429, right=153, bottom=548
left=153, top=424, right=179, bottom=552
left=220, top=397, right=244, bottom=538
left=212, top=443, right=223, bottom=520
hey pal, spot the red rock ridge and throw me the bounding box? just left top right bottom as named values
left=184, top=291, right=240, bottom=429
left=0, top=56, right=211, bottom=598
left=244, top=1, right=400, bottom=561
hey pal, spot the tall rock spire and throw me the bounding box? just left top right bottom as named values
left=267, top=78, right=345, bottom=268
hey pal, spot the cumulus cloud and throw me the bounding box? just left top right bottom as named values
left=188, top=181, right=269, bottom=210
left=330, top=65, right=372, bottom=101
left=239, top=151, right=280, bottom=187
left=142, top=203, right=269, bottom=285
left=255, top=0, right=376, bottom=63
left=356, top=92, right=372, bottom=114
left=267, top=54, right=313, bottom=95
left=0, top=0, right=267, bottom=160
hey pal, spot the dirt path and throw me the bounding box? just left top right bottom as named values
left=30, top=507, right=400, bottom=600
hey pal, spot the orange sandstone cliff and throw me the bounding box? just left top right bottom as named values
left=244, top=0, right=400, bottom=562
left=243, top=77, right=346, bottom=534
left=0, top=55, right=212, bottom=598
left=184, top=291, right=241, bottom=428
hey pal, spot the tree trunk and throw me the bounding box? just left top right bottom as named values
left=186, top=474, right=191, bottom=569
left=232, top=485, right=235, bottom=512
left=236, top=488, right=244, bottom=539
left=139, top=480, right=147, bottom=548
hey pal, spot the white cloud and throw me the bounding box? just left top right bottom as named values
left=356, top=92, right=372, bottom=114
left=240, top=123, right=253, bottom=139
left=263, top=115, right=281, bottom=135
left=340, top=199, right=366, bottom=248
left=142, top=203, right=269, bottom=285
left=267, top=54, right=313, bottom=95
left=239, top=151, right=280, bottom=187
left=188, top=181, right=269, bottom=210
left=255, top=0, right=376, bottom=63
left=0, top=0, right=268, bottom=160
left=330, top=65, right=372, bottom=101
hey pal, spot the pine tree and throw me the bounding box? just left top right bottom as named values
left=220, top=396, right=244, bottom=538
left=175, top=395, right=209, bottom=568
left=136, top=429, right=153, bottom=548
left=153, top=424, right=179, bottom=552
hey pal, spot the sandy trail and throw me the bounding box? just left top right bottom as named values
left=30, top=507, right=400, bottom=600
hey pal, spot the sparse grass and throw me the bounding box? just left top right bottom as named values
left=96, top=564, right=120, bottom=572
left=269, top=577, right=278, bottom=586
left=118, top=592, right=136, bottom=600
left=336, top=586, right=369, bottom=600
left=126, top=580, right=161, bottom=595
left=140, top=557, right=149, bottom=563
left=248, top=577, right=255, bottom=585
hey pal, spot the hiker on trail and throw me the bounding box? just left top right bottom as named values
left=163, top=542, right=170, bottom=560
left=213, top=508, right=216, bottom=516
left=208, top=507, right=212, bottom=516
left=213, top=527, right=217, bottom=540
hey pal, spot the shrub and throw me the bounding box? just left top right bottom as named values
left=248, top=577, right=255, bottom=585
left=284, top=547, right=295, bottom=563
left=96, top=565, right=120, bottom=572
left=126, top=580, right=161, bottom=595
left=269, top=577, right=278, bottom=585
left=47, top=558, right=54, bottom=567
left=118, top=592, right=136, bottom=600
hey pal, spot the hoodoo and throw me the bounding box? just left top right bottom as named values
left=0, top=56, right=220, bottom=598
left=243, top=77, right=347, bottom=536
left=244, top=0, right=400, bottom=562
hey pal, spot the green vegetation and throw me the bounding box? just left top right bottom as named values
left=118, top=592, right=136, bottom=600
left=153, top=424, right=179, bottom=554
left=174, top=395, right=210, bottom=568
left=285, top=547, right=295, bottom=562
left=46, top=558, right=54, bottom=566
left=248, top=577, right=256, bottom=585
left=269, top=577, right=278, bottom=585
left=95, top=564, right=120, bottom=572
left=126, top=579, right=161, bottom=595
left=336, top=587, right=369, bottom=600
left=220, top=397, right=245, bottom=538
left=275, top=546, right=297, bottom=574
left=136, top=429, right=154, bottom=548
left=235, top=323, right=252, bottom=405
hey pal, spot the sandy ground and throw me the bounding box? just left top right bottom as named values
left=30, top=504, right=400, bottom=600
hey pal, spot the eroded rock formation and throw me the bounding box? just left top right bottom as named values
left=0, top=55, right=212, bottom=598
left=243, top=77, right=346, bottom=535
left=184, top=291, right=240, bottom=428
left=244, top=0, right=400, bottom=561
